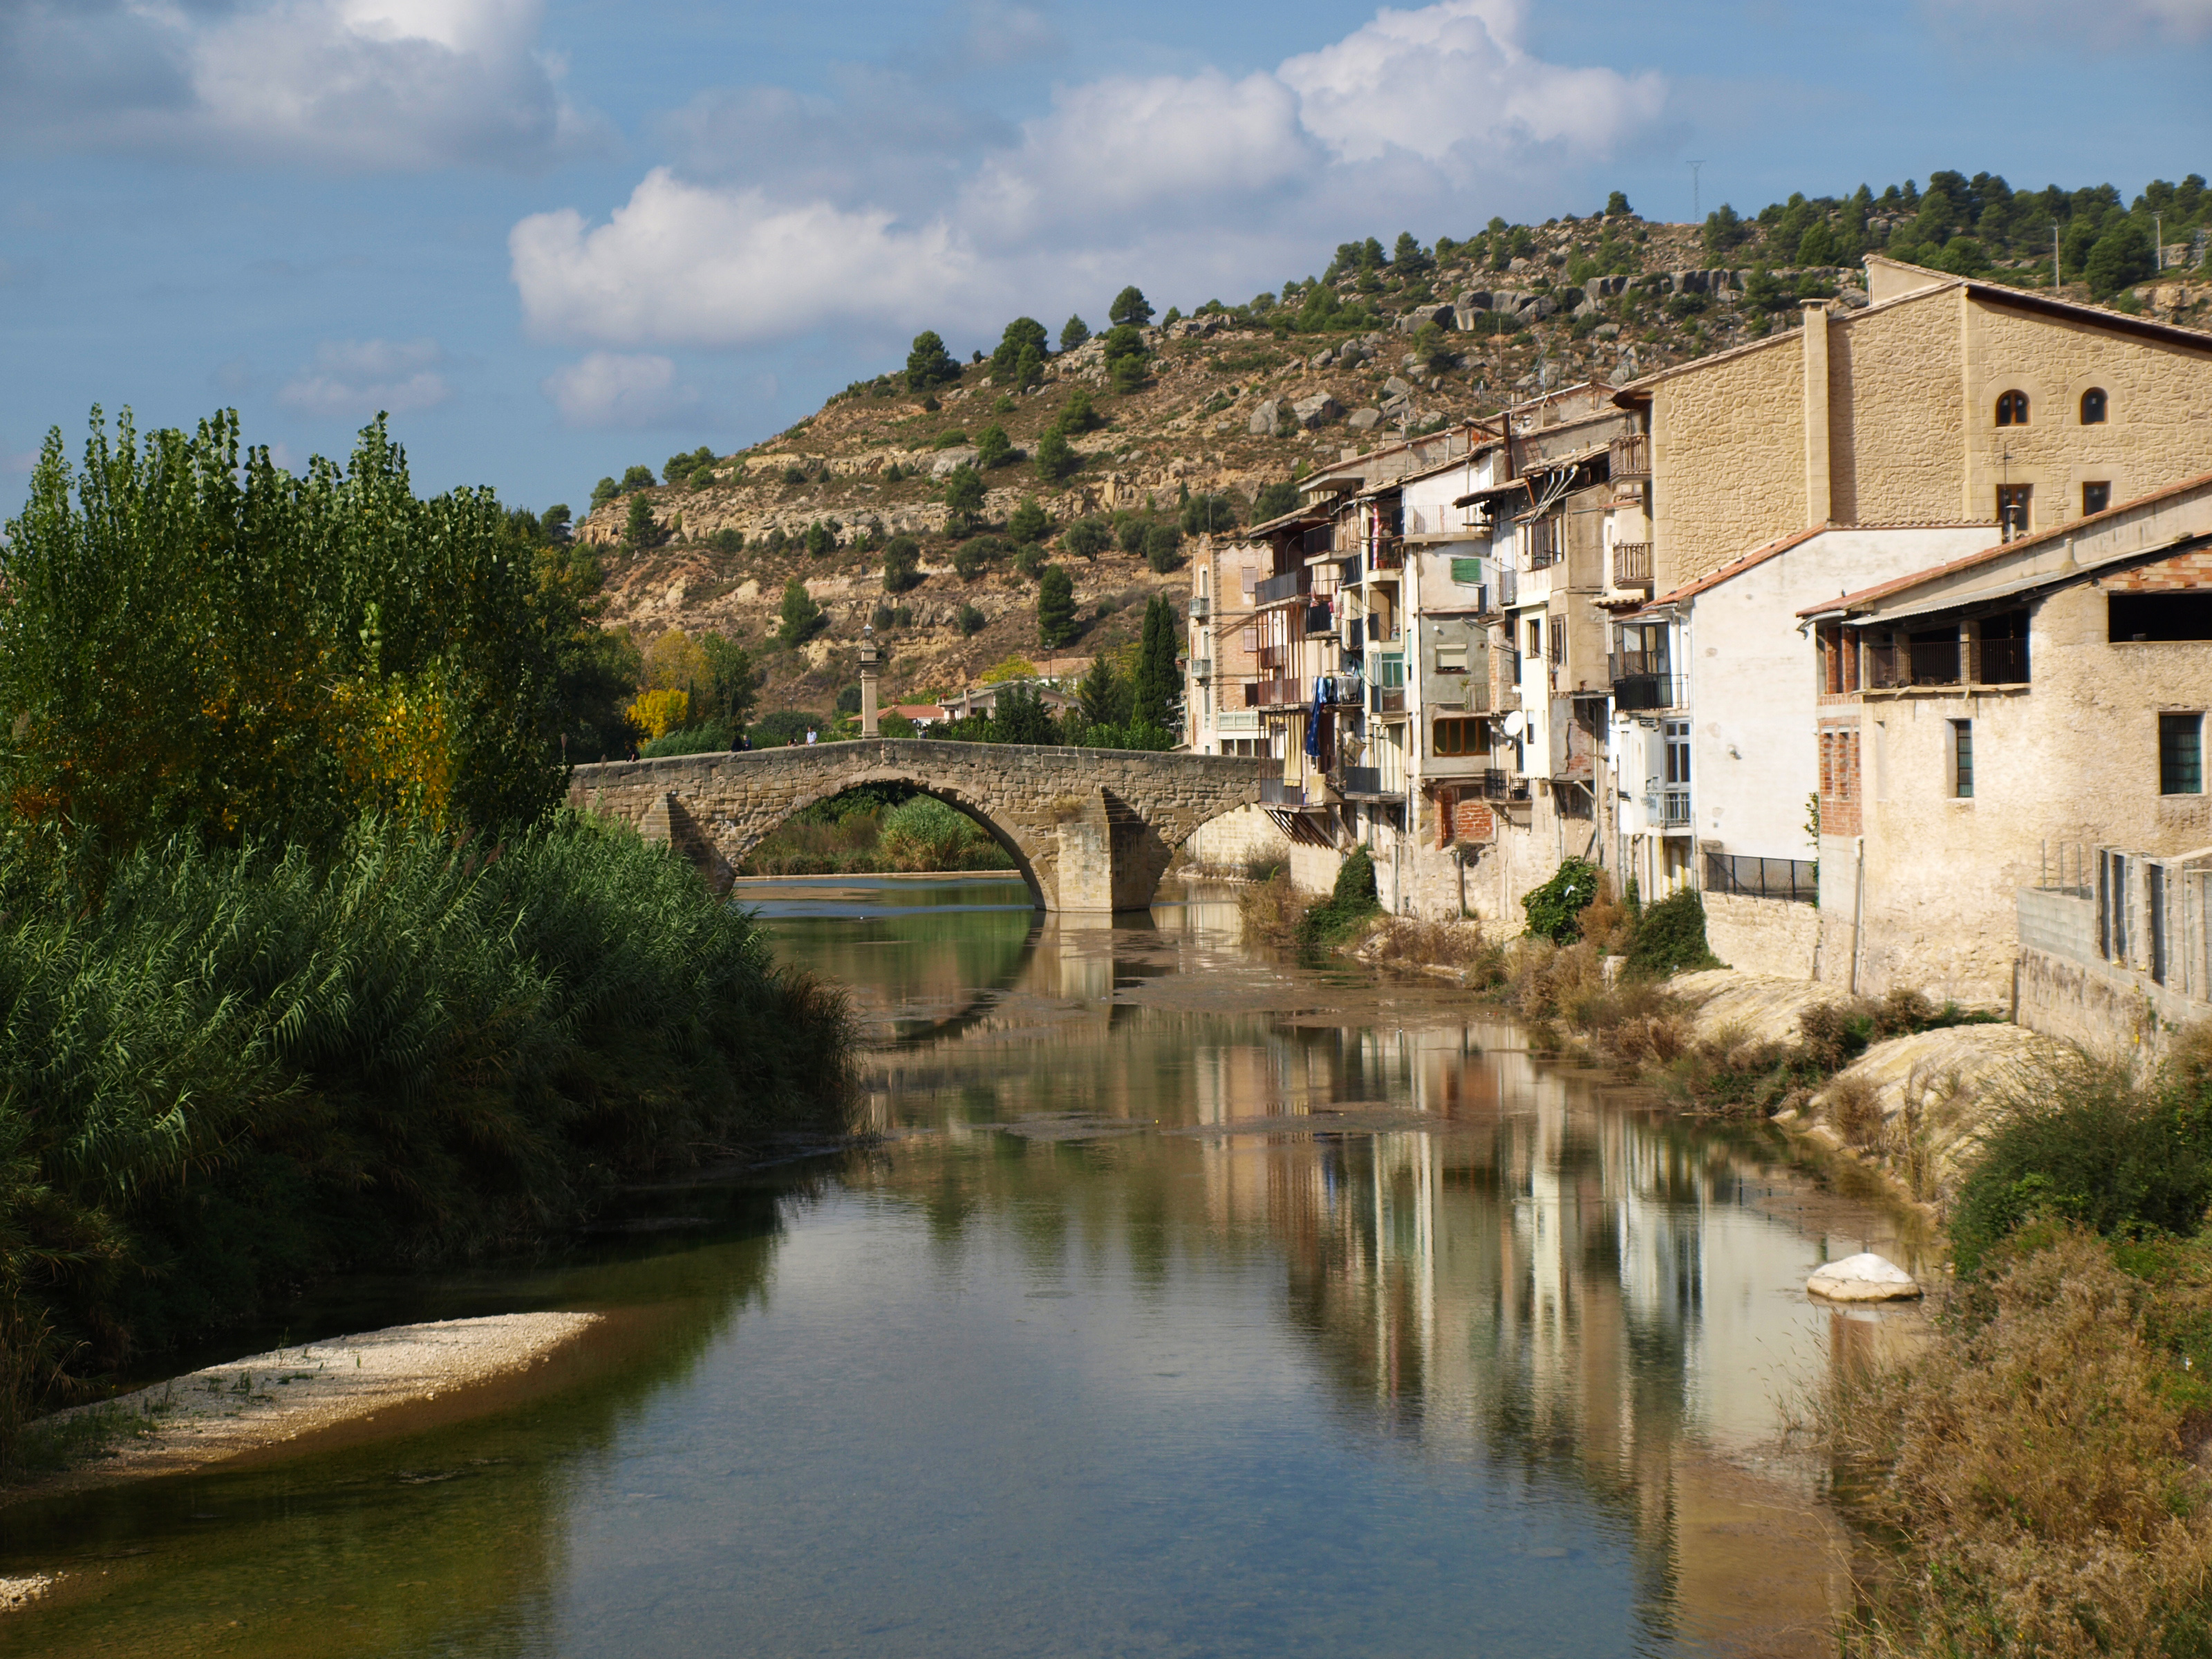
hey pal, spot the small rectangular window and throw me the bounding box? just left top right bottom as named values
left=1434, top=642, right=1468, bottom=673
left=1434, top=716, right=1486, bottom=756
left=2112, top=594, right=2212, bottom=642
left=2161, top=713, right=2204, bottom=795
left=1951, top=719, right=1975, bottom=798
left=2083, top=481, right=2111, bottom=516
left=1526, top=619, right=1543, bottom=657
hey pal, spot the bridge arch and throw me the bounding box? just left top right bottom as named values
left=568, top=740, right=1262, bottom=913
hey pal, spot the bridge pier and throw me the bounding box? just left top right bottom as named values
left=568, top=742, right=1261, bottom=914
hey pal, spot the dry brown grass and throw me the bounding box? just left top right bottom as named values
left=1366, top=915, right=1501, bottom=973
left=1808, top=1232, right=2212, bottom=1659
left=1236, top=871, right=1311, bottom=947
left=1828, top=1071, right=1884, bottom=1149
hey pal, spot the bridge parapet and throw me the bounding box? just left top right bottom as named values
left=568, top=740, right=1262, bottom=912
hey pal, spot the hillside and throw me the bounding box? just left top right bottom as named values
left=574, top=174, right=2212, bottom=724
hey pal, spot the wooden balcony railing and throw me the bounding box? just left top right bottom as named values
left=1523, top=514, right=1561, bottom=570
left=1610, top=542, right=1652, bottom=586
left=1609, top=433, right=1650, bottom=478
left=1250, top=676, right=1304, bottom=709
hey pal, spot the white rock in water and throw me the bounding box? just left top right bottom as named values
left=1807, top=1253, right=1921, bottom=1302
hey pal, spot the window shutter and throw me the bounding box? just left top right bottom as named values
left=1450, top=557, right=1483, bottom=585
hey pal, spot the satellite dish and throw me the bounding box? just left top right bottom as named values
left=1501, top=711, right=1525, bottom=737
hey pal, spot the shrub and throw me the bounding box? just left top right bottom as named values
left=639, top=720, right=733, bottom=757
left=956, top=603, right=987, bottom=637
left=778, top=578, right=824, bottom=646
left=932, top=428, right=971, bottom=451
left=1144, top=523, right=1183, bottom=573
left=1950, top=1045, right=2212, bottom=1280
left=1065, top=517, right=1111, bottom=560
left=975, top=425, right=1013, bottom=468
left=707, top=527, right=745, bottom=555
left=620, top=464, right=656, bottom=491
left=1033, top=429, right=1078, bottom=483
left=1298, top=847, right=1382, bottom=946
left=1251, top=480, right=1300, bottom=521
left=953, top=536, right=1006, bottom=579
left=1624, top=885, right=1720, bottom=977
left=1008, top=499, right=1051, bottom=543
left=803, top=520, right=836, bottom=557
left=1238, top=871, right=1311, bottom=947
left=1521, top=857, right=1601, bottom=942
left=781, top=465, right=810, bottom=485
left=1013, top=543, right=1046, bottom=581
left=1053, top=388, right=1102, bottom=435
left=879, top=795, right=1008, bottom=871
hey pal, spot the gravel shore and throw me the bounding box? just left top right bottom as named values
left=1, top=1312, right=601, bottom=1512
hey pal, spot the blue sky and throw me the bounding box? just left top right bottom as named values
left=3, top=0, right=2207, bottom=517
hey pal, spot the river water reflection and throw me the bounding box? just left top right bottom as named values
left=1, top=877, right=1925, bottom=1658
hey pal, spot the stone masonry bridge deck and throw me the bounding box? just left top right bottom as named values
left=568, top=741, right=1263, bottom=912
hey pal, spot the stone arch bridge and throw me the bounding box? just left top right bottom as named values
left=568, top=742, right=1262, bottom=912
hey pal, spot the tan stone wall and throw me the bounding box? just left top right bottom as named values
left=1828, top=289, right=1965, bottom=525
left=1649, top=337, right=1806, bottom=588
left=1855, top=583, right=2212, bottom=1005
left=1180, top=804, right=1286, bottom=872
left=1704, top=892, right=1823, bottom=979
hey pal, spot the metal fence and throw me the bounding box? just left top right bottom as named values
left=1704, top=852, right=1817, bottom=906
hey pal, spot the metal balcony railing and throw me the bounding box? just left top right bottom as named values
left=1189, top=594, right=1210, bottom=621
left=1300, top=525, right=1336, bottom=558
left=1867, top=634, right=1962, bottom=689
left=1661, top=787, right=1691, bottom=827
left=1192, top=657, right=1212, bottom=680
left=1371, top=685, right=1407, bottom=715
left=1705, top=852, right=1817, bottom=906
left=1250, top=676, right=1304, bottom=709
left=1259, top=776, right=1307, bottom=806
left=1975, top=635, right=2030, bottom=684
left=1368, top=541, right=1405, bottom=572
left=1523, top=515, right=1561, bottom=570
left=1255, top=568, right=1311, bottom=606
left=1610, top=652, right=1680, bottom=711
left=1472, top=769, right=1528, bottom=802
left=1610, top=542, right=1652, bottom=586
left=1303, top=604, right=1333, bottom=635
left=1338, top=555, right=1362, bottom=585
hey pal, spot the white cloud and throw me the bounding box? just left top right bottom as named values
left=278, top=337, right=451, bottom=418
left=541, top=352, right=700, bottom=429
left=511, top=169, right=975, bottom=350
left=513, top=0, right=1669, bottom=363
left=0, top=0, right=602, bottom=169
left=1280, top=0, right=1664, bottom=163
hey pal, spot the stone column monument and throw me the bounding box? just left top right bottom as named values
left=858, top=624, right=880, bottom=738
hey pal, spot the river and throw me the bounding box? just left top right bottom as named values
left=0, top=875, right=1927, bottom=1658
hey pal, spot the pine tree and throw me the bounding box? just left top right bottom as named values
left=905, top=330, right=961, bottom=392
left=778, top=579, right=823, bottom=646
left=1037, top=565, right=1076, bottom=648
left=1108, top=286, right=1153, bottom=328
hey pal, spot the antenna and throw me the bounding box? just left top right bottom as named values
left=1687, top=160, right=1707, bottom=221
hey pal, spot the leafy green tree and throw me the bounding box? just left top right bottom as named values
left=975, top=424, right=1013, bottom=468
left=1008, top=498, right=1051, bottom=543
left=664, top=446, right=715, bottom=487
left=1359, top=236, right=1387, bottom=272
left=624, top=491, right=664, bottom=552
left=1132, top=595, right=1180, bottom=731
left=778, top=578, right=824, bottom=646
left=0, top=408, right=572, bottom=853
left=1108, top=286, right=1153, bottom=328
left=539, top=540, right=639, bottom=762
left=1117, top=516, right=1150, bottom=558
left=1037, top=564, right=1076, bottom=648
left=882, top=534, right=921, bottom=593
left=1179, top=493, right=1237, bottom=537
left=698, top=633, right=761, bottom=729
left=1060, top=315, right=1091, bottom=352
left=621, top=464, right=657, bottom=491
left=1033, top=429, right=1078, bottom=482
left=906, top=330, right=962, bottom=392
left=990, top=318, right=1049, bottom=384
left=804, top=520, right=836, bottom=557
left=941, top=463, right=985, bottom=533
left=1065, top=517, right=1112, bottom=561
left=591, top=476, right=620, bottom=510
left=1251, top=480, right=1300, bottom=521
left=1145, top=524, right=1183, bottom=574
left=2086, top=221, right=2155, bottom=298
left=1605, top=191, right=1631, bottom=217
left=1013, top=543, right=1045, bottom=581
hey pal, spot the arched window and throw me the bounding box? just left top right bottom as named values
left=2080, top=387, right=2108, bottom=424
left=1996, top=391, right=2030, bottom=427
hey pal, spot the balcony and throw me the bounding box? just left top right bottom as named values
left=1303, top=603, right=1334, bottom=636
left=1610, top=542, right=1652, bottom=588
left=1250, top=676, right=1304, bottom=709
left=1259, top=776, right=1309, bottom=807
left=1660, top=787, right=1691, bottom=827
left=1300, top=525, right=1336, bottom=559
left=1338, top=555, right=1362, bottom=585
left=1472, top=769, right=1529, bottom=803
left=1609, top=433, right=1650, bottom=479
left=1255, top=568, right=1311, bottom=607
left=1705, top=852, right=1817, bottom=906
left=1335, top=766, right=1401, bottom=799
left=1345, top=616, right=1365, bottom=653
left=1610, top=652, right=1681, bottom=711
left=1522, top=514, right=1561, bottom=570
left=1189, top=594, right=1210, bottom=621
left=1320, top=673, right=1363, bottom=706
left=1370, top=684, right=1407, bottom=715
left=1192, top=657, right=1212, bottom=680
left=1368, top=541, right=1405, bottom=573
